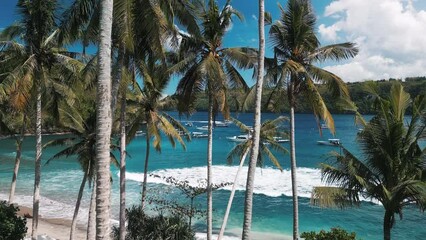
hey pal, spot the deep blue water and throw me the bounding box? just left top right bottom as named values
left=0, top=112, right=425, bottom=239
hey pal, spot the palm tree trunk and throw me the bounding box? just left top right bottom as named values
left=383, top=210, right=392, bottom=240
left=242, top=1, right=265, bottom=239
left=207, top=94, right=214, bottom=240
left=9, top=120, right=26, bottom=203
left=289, top=102, right=299, bottom=239
left=96, top=0, right=113, bottom=238
left=87, top=181, right=97, bottom=240
left=111, top=45, right=124, bottom=115
left=218, top=149, right=249, bottom=240
left=70, top=169, right=89, bottom=240
left=32, top=86, right=42, bottom=240
left=141, top=130, right=150, bottom=209
left=119, top=94, right=127, bottom=240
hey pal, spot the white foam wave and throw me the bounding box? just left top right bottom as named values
left=124, top=166, right=325, bottom=198
left=0, top=193, right=89, bottom=224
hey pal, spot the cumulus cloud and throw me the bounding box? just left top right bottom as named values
left=319, top=0, right=426, bottom=82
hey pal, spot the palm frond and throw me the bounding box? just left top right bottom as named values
left=310, top=42, right=358, bottom=62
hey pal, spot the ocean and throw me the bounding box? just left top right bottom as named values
left=0, top=112, right=425, bottom=239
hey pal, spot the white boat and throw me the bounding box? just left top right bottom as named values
left=273, top=137, right=289, bottom=143
left=214, top=121, right=230, bottom=127
left=226, top=134, right=251, bottom=142
left=321, top=123, right=329, bottom=129
left=191, top=132, right=208, bottom=138
left=196, top=125, right=209, bottom=131
left=135, top=130, right=145, bottom=136
left=185, top=122, right=193, bottom=127
left=317, top=138, right=340, bottom=146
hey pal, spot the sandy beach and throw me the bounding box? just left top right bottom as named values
left=16, top=205, right=87, bottom=240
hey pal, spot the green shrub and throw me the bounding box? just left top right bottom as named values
left=0, top=201, right=27, bottom=240
left=301, top=227, right=357, bottom=240
left=113, top=205, right=195, bottom=240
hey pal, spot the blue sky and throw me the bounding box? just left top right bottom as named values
left=2, top=0, right=426, bottom=95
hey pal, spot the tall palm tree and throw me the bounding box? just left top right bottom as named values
left=127, top=59, right=189, bottom=208
left=266, top=1, right=358, bottom=238
left=174, top=1, right=256, bottom=238
left=60, top=2, right=198, bottom=238
left=96, top=0, right=114, bottom=238
left=312, top=83, right=426, bottom=240
left=219, top=116, right=288, bottom=239
left=241, top=1, right=267, bottom=239
left=0, top=1, right=82, bottom=238
left=43, top=106, right=118, bottom=240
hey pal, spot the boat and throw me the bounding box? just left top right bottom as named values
left=226, top=134, right=251, bottom=142
left=196, top=125, right=209, bottom=131
left=191, top=132, right=208, bottom=138
left=317, top=138, right=340, bottom=146
left=135, top=130, right=145, bottom=136
left=273, top=137, right=289, bottom=143
left=321, top=123, right=329, bottom=129
left=185, top=122, right=193, bottom=127
left=214, top=121, right=230, bottom=127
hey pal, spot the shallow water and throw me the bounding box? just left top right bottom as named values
left=0, top=112, right=425, bottom=239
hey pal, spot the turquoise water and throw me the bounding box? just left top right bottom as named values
left=0, top=112, right=425, bottom=239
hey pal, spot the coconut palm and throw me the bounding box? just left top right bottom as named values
left=96, top=0, right=114, bottom=238
left=266, top=1, right=358, bottom=238
left=312, top=83, right=426, bottom=240
left=240, top=1, right=268, bottom=239
left=173, top=1, right=256, bottom=237
left=126, top=59, right=189, bottom=209
left=219, top=116, right=288, bottom=239
left=43, top=106, right=118, bottom=240
left=0, top=1, right=82, bottom=238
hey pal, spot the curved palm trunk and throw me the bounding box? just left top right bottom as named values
left=207, top=94, right=214, bottom=240
left=96, top=0, right=113, bottom=238
left=119, top=94, right=127, bottom=240
left=32, top=86, right=42, bottom=240
left=384, top=210, right=392, bottom=240
left=141, top=131, right=150, bottom=209
left=242, top=1, right=265, bottom=239
left=70, top=169, right=89, bottom=240
left=218, top=149, right=249, bottom=240
left=289, top=103, right=299, bottom=239
left=87, top=181, right=97, bottom=240
left=9, top=121, right=25, bottom=203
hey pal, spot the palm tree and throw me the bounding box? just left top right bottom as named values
left=0, top=1, right=82, bottom=238
left=240, top=1, right=267, bottom=239
left=127, top=59, right=189, bottom=208
left=96, top=0, right=114, bottom=238
left=312, top=83, right=426, bottom=240
left=219, top=116, right=288, bottom=239
left=43, top=106, right=118, bottom=240
left=173, top=1, right=256, bottom=238
left=266, top=1, right=358, bottom=238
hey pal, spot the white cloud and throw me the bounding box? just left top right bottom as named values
left=252, top=14, right=258, bottom=21
left=319, top=0, right=426, bottom=82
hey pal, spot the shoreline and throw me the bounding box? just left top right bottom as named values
left=16, top=205, right=87, bottom=240
left=12, top=202, right=292, bottom=240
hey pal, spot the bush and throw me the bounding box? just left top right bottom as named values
left=0, top=201, right=27, bottom=240
left=301, top=227, right=357, bottom=240
left=113, top=205, right=195, bottom=240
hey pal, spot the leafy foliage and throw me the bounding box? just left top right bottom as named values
left=0, top=201, right=27, bottom=240
left=301, top=227, right=358, bottom=240
left=112, top=205, right=194, bottom=240
left=148, top=175, right=231, bottom=227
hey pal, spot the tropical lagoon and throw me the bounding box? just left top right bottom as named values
left=1, top=112, right=425, bottom=239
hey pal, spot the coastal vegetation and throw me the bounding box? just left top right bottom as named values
left=312, top=84, right=426, bottom=240
left=0, top=201, right=27, bottom=240
left=0, top=0, right=424, bottom=240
